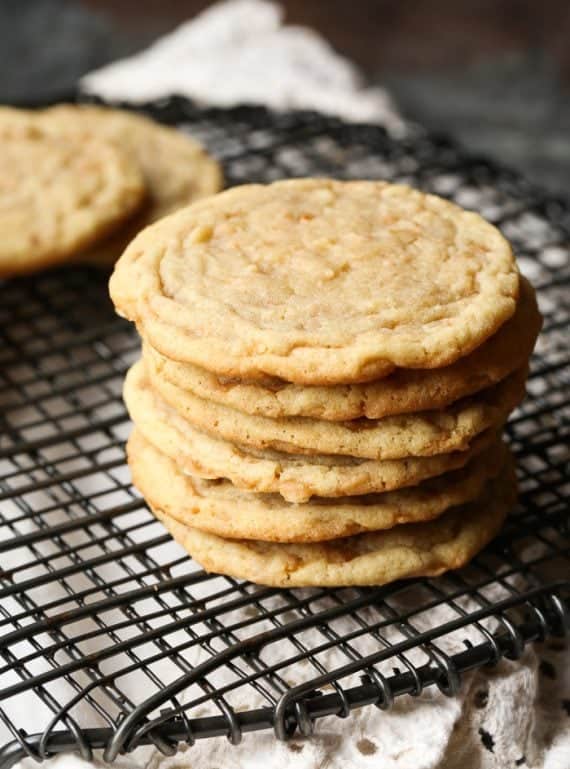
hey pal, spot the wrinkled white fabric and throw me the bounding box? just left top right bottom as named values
left=81, top=0, right=404, bottom=130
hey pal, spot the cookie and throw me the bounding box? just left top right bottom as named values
left=147, top=277, right=540, bottom=421
left=38, top=104, right=223, bottom=265
left=0, top=106, right=36, bottom=132
left=145, top=354, right=527, bottom=459
left=128, top=429, right=507, bottom=542
left=124, top=359, right=501, bottom=502
left=110, top=179, right=520, bottom=385
left=0, top=125, right=145, bottom=277
left=151, top=456, right=516, bottom=586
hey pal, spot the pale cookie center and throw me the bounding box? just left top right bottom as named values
left=159, top=184, right=496, bottom=338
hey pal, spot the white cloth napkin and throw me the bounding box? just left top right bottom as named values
left=81, top=0, right=404, bottom=131
left=6, top=2, right=569, bottom=768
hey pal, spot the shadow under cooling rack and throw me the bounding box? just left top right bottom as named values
left=0, top=99, right=568, bottom=768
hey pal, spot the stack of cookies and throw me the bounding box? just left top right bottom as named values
left=0, top=105, right=222, bottom=277
left=110, top=179, right=541, bottom=587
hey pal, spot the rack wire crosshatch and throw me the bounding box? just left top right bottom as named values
left=0, top=99, right=568, bottom=768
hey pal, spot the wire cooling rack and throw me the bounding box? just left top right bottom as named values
left=0, top=98, right=568, bottom=768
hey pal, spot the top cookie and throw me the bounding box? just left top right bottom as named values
left=37, top=105, right=223, bottom=264
left=0, top=124, right=145, bottom=277
left=110, top=179, right=520, bottom=385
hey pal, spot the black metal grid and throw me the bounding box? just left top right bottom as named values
left=0, top=98, right=568, bottom=768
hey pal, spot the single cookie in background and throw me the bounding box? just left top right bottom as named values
left=38, top=104, right=223, bottom=266
left=127, top=428, right=508, bottom=543
left=124, top=358, right=502, bottom=503
left=150, top=455, right=517, bottom=587
left=145, top=354, right=528, bottom=460
left=110, top=179, right=520, bottom=385
left=146, top=276, right=541, bottom=421
left=0, top=124, right=145, bottom=277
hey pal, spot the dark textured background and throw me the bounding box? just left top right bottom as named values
left=2, top=0, right=569, bottom=197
